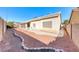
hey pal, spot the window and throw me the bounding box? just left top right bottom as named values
left=43, top=21, right=52, bottom=28
left=33, top=23, right=36, bottom=27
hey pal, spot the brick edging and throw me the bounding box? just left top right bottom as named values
left=13, top=30, right=29, bottom=49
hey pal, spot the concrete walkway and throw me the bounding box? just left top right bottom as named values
left=0, top=29, right=25, bottom=52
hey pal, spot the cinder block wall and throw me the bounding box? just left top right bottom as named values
left=69, top=8, right=79, bottom=48
left=0, top=19, right=6, bottom=41
left=0, top=20, right=3, bottom=41
left=66, top=24, right=72, bottom=38
left=72, top=24, right=79, bottom=48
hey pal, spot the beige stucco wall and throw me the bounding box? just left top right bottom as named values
left=30, top=20, right=42, bottom=30
left=30, top=15, right=61, bottom=33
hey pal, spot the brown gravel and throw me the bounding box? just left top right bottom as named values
left=15, top=28, right=79, bottom=52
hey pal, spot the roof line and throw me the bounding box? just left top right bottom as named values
left=23, top=12, right=61, bottom=23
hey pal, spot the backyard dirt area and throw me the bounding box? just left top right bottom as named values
left=15, top=28, right=79, bottom=52
left=0, top=29, right=26, bottom=52
left=0, top=27, right=79, bottom=52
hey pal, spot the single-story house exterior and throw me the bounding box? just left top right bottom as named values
left=19, top=12, right=61, bottom=35
left=0, top=18, right=6, bottom=41
left=14, top=22, right=23, bottom=28
left=20, top=23, right=27, bottom=29
left=14, top=22, right=27, bottom=29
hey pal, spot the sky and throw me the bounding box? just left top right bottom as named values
left=0, top=7, right=73, bottom=23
